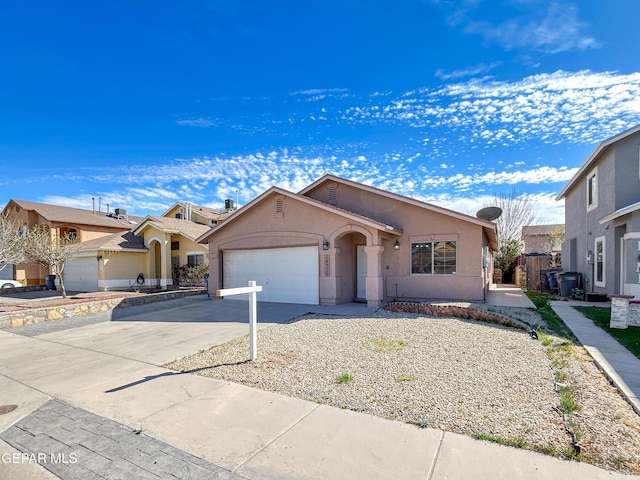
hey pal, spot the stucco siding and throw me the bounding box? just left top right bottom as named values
left=206, top=184, right=490, bottom=304
left=99, top=251, right=148, bottom=290
left=614, top=134, right=640, bottom=210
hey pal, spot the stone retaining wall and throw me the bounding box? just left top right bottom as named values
left=0, top=289, right=206, bottom=329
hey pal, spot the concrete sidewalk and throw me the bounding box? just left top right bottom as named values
left=486, top=284, right=536, bottom=308
left=0, top=298, right=632, bottom=479
left=551, top=301, right=640, bottom=415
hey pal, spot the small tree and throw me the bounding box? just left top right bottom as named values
left=0, top=214, right=28, bottom=272
left=494, top=237, right=523, bottom=283
left=26, top=225, right=80, bottom=297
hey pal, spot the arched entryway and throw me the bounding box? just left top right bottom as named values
left=149, top=239, right=162, bottom=287
left=333, top=231, right=367, bottom=302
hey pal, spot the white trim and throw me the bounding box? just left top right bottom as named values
left=599, top=200, right=640, bottom=224
left=594, top=236, right=605, bottom=288
left=586, top=166, right=598, bottom=212
left=557, top=123, right=640, bottom=200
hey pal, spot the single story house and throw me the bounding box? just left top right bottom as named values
left=129, top=215, right=211, bottom=289
left=197, top=175, right=498, bottom=306
left=66, top=215, right=212, bottom=291
left=65, top=231, right=148, bottom=292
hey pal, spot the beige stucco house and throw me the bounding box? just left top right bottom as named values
left=130, top=216, right=211, bottom=289
left=198, top=175, right=498, bottom=306
left=68, top=231, right=148, bottom=291
left=65, top=215, right=212, bottom=292
left=65, top=201, right=232, bottom=292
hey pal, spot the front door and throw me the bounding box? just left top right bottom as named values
left=356, top=245, right=367, bottom=300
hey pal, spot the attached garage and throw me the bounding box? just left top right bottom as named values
left=223, top=246, right=319, bottom=304
left=64, top=256, right=99, bottom=292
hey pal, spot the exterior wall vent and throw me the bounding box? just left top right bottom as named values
left=327, top=182, right=338, bottom=205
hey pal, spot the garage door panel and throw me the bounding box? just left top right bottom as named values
left=64, top=257, right=98, bottom=292
left=223, top=246, right=319, bottom=304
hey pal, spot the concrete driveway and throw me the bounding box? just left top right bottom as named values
left=8, top=296, right=377, bottom=365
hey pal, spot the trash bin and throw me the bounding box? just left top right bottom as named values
left=558, top=272, right=580, bottom=297
left=546, top=271, right=558, bottom=293
left=45, top=274, right=57, bottom=291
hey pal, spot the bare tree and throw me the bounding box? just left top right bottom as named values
left=484, top=189, right=543, bottom=283
left=484, top=189, right=543, bottom=246
left=26, top=225, right=80, bottom=297
left=0, top=213, right=28, bottom=272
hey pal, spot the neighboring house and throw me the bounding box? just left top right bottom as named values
left=522, top=224, right=564, bottom=261
left=519, top=224, right=564, bottom=291
left=163, top=201, right=235, bottom=226
left=197, top=175, right=498, bottom=306
left=557, top=124, right=640, bottom=298
left=129, top=216, right=212, bottom=289
left=1, top=199, right=140, bottom=285
left=66, top=231, right=148, bottom=292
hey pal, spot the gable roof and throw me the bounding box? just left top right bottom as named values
left=197, top=175, right=498, bottom=251
left=300, top=174, right=499, bottom=250
left=77, top=231, right=148, bottom=252
left=521, top=224, right=564, bottom=237
left=133, top=215, right=212, bottom=242
left=4, top=199, right=141, bottom=229
left=196, top=185, right=404, bottom=245
left=161, top=201, right=234, bottom=223
left=556, top=123, right=640, bottom=200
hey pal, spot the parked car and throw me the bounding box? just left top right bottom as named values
left=1, top=280, right=23, bottom=289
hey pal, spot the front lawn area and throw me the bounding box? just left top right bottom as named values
left=574, top=306, right=640, bottom=360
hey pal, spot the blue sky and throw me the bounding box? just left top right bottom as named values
left=2, top=1, right=640, bottom=224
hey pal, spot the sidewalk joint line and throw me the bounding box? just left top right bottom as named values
left=232, top=403, right=321, bottom=473
left=426, top=430, right=445, bottom=480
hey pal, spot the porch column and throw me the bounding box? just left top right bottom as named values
left=160, top=233, right=172, bottom=288
left=364, top=245, right=384, bottom=307
left=319, top=248, right=341, bottom=305
left=207, top=246, right=220, bottom=297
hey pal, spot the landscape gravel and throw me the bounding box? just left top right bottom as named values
left=165, top=307, right=640, bottom=474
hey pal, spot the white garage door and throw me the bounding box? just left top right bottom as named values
left=63, top=257, right=99, bottom=292
left=223, top=246, right=319, bottom=304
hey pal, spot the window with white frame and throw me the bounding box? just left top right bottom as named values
left=587, top=167, right=598, bottom=211
left=187, top=252, right=205, bottom=267
left=594, top=236, right=605, bottom=287
left=411, top=241, right=456, bottom=275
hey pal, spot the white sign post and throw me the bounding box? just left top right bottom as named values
left=216, top=280, right=263, bottom=361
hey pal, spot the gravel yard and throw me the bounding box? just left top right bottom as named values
left=165, top=306, right=640, bottom=474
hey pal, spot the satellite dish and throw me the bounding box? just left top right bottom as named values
left=476, top=206, right=503, bottom=222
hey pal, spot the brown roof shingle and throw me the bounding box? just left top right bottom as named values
left=8, top=199, right=142, bottom=230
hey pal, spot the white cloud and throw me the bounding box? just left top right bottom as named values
left=431, top=1, right=600, bottom=56
left=340, top=70, right=640, bottom=147
left=175, top=118, right=216, bottom=127
left=464, top=3, right=600, bottom=54
left=435, top=62, right=501, bottom=81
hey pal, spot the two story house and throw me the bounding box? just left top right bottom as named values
left=556, top=124, right=640, bottom=298
left=1, top=200, right=140, bottom=285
